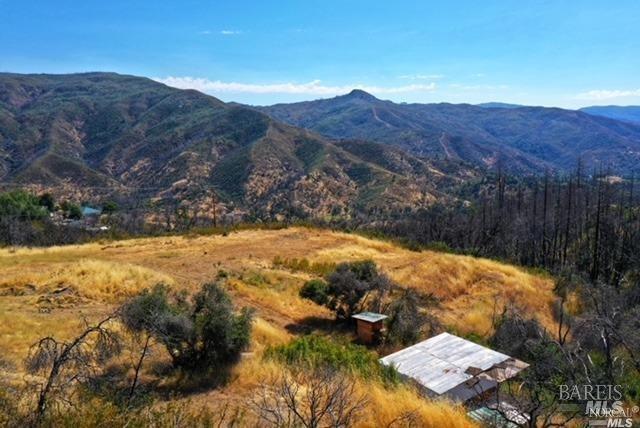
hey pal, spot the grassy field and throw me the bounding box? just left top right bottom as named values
left=0, top=226, right=557, bottom=426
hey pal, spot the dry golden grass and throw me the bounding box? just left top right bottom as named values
left=308, top=232, right=556, bottom=334
left=361, top=382, right=477, bottom=428
left=0, top=227, right=557, bottom=359
left=0, top=259, right=174, bottom=303
left=0, top=297, right=111, bottom=367
left=225, top=355, right=477, bottom=427
left=250, top=317, right=292, bottom=352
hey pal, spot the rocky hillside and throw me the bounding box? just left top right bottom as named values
left=0, top=73, right=470, bottom=219
left=260, top=90, right=640, bottom=175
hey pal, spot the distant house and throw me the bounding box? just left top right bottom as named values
left=380, top=332, right=528, bottom=403
left=81, top=206, right=102, bottom=216
left=352, top=312, right=388, bottom=344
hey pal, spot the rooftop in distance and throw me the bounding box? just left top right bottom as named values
left=352, top=312, right=389, bottom=323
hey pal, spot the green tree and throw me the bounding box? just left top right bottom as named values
left=299, top=279, right=329, bottom=305
left=62, top=203, right=83, bottom=220
left=38, top=193, right=56, bottom=212
left=120, top=281, right=253, bottom=370
left=325, top=260, right=392, bottom=320
left=0, top=190, right=47, bottom=220
left=102, top=201, right=118, bottom=215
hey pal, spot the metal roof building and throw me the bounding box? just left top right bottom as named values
left=380, top=332, right=528, bottom=402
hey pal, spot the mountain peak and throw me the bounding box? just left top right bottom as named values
left=345, top=89, right=377, bottom=101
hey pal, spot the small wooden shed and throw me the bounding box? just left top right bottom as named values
left=352, top=312, right=388, bottom=344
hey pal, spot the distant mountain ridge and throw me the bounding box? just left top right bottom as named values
left=260, top=91, right=640, bottom=175
left=0, top=72, right=467, bottom=219
left=477, top=102, right=526, bottom=109
left=580, top=105, right=640, bottom=124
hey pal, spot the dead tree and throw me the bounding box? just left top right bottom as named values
left=127, top=333, right=152, bottom=403
left=25, top=315, right=121, bottom=425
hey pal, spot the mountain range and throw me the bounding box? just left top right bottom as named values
left=0, top=72, right=466, bottom=219
left=477, top=102, right=526, bottom=109
left=580, top=105, right=640, bottom=124
left=2, top=72, right=640, bottom=221
left=260, top=91, right=640, bottom=175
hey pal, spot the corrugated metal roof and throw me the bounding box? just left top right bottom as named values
left=352, top=312, right=388, bottom=322
left=380, top=332, right=522, bottom=397
left=467, top=406, right=520, bottom=428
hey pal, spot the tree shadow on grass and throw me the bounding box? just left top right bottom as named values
left=88, top=359, right=235, bottom=408
left=285, top=315, right=353, bottom=335
left=154, top=362, right=234, bottom=398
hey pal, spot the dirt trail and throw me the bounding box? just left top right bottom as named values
left=439, top=132, right=454, bottom=158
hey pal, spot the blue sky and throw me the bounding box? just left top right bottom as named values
left=1, top=0, right=639, bottom=108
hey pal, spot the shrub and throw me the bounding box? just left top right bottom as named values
left=424, top=241, right=454, bottom=253
left=272, top=256, right=336, bottom=276
left=299, top=279, right=329, bottom=305
left=386, top=289, right=438, bottom=346
left=325, top=260, right=392, bottom=319
left=120, top=281, right=253, bottom=370
left=266, top=335, right=399, bottom=385
left=193, top=282, right=254, bottom=367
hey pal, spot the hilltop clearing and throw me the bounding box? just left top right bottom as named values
left=0, top=227, right=556, bottom=362
left=0, top=227, right=557, bottom=427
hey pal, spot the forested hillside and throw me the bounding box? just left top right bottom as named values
left=0, top=72, right=469, bottom=221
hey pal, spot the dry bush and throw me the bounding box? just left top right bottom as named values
left=251, top=367, right=368, bottom=427
left=244, top=359, right=477, bottom=428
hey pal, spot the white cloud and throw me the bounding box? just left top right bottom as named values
left=153, top=76, right=436, bottom=96
left=220, top=30, right=241, bottom=35
left=399, top=74, right=444, bottom=80
left=198, top=30, right=211, bottom=35
left=575, top=89, right=640, bottom=100
left=449, top=83, right=508, bottom=90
